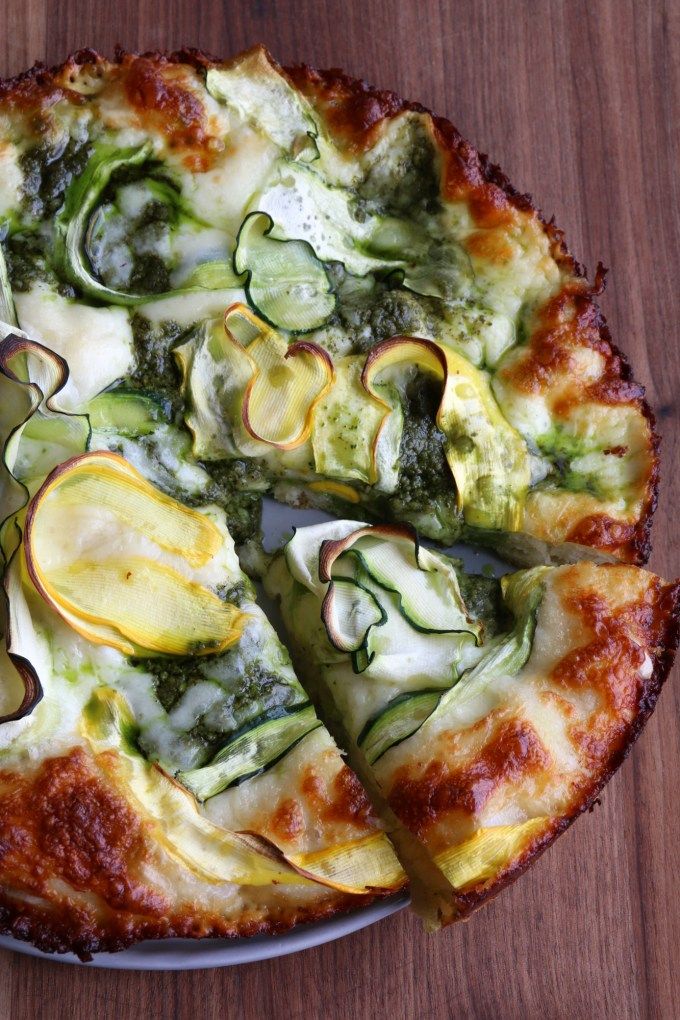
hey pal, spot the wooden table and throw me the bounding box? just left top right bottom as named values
left=1, top=1, right=678, bottom=1017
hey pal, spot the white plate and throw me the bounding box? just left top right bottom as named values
left=0, top=500, right=508, bottom=969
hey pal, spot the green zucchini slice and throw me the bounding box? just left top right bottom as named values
left=205, top=48, right=320, bottom=162
left=319, top=523, right=481, bottom=641
left=352, top=540, right=478, bottom=636
left=281, top=521, right=482, bottom=689
left=234, top=211, right=335, bottom=332
left=357, top=689, right=444, bottom=765
left=311, top=358, right=403, bottom=492
left=460, top=566, right=548, bottom=683
left=321, top=575, right=387, bottom=672
left=53, top=144, right=244, bottom=306
left=54, top=143, right=154, bottom=305
left=362, top=337, right=531, bottom=533
left=177, top=703, right=322, bottom=802
left=85, top=390, right=168, bottom=437
left=181, top=259, right=243, bottom=290
left=0, top=240, right=16, bottom=326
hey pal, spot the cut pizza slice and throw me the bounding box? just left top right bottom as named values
left=265, top=520, right=680, bottom=927
left=0, top=348, right=404, bottom=959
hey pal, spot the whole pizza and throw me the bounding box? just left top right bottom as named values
left=0, top=45, right=677, bottom=960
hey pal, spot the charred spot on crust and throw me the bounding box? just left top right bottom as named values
left=0, top=748, right=165, bottom=915
left=387, top=720, right=551, bottom=841
left=299, top=764, right=377, bottom=832
left=121, top=56, right=207, bottom=151
left=269, top=797, right=305, bottom=843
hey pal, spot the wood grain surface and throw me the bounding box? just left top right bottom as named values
left=0, top=1, right=678, bottom=1017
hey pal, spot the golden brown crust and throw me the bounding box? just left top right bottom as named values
left=388, top=719, right=551, bottom=844
left=0, top=747, right=384, bottom=961
left=500, top=282, right=659, bottom=563
left=0, top=748, right=165, bottom=914
left=286, top=63, right=418, bottom=154
left=0, top=882, right=375, bottom=963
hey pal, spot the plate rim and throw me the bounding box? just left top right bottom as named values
left=0, top=895, right=408, bottom=970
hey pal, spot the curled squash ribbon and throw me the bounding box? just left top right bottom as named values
left=23, top=451, right=247, bottom=657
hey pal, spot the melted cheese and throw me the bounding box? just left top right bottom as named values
left=138, top=288, right=247, bottom=326
left=177, top=126, right=280, bottom=236
left=0, top=141, right=22, bottom=221
left=14, top=285, right=134, bottom=410
left=268, top=528, right=671, bottom=924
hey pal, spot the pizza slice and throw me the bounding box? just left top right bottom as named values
left=265, top=520, right=679, bottom=926
left=0, top=46, right=658, bottom=565
left=0, top=333, right=404, bottom=960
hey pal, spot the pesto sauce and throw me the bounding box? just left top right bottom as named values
left=129, top=314, right=186, bottom=412
left=388, top=375, right=463, bottom=537
left=3, top=233, right=49, bottom=291
left=355, top=128, right=441, bottom=217
left=328, top=269, right=444, bottom=355
left=91, top=184, right=177, bottom=295
left=338, top=287, right=431, bottom=353
left=215, top=580, right=251, bottom=608
left=195, top=458, right=267, bottom=547
left=2, top=232, right=76, bottom=297
left=535, top=428, right=604, bottom=498
left=20, top=137, right=93, bottom=220
left=130, top=653, right=299, bottom=760
left=128, top=252, right=171, bottom=295
left=456, top=571, right=509, bottom=639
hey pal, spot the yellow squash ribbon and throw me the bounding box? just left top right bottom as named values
left=362, top=336, right=531, bottom=532
left=23, top=451, right=245, bottom=656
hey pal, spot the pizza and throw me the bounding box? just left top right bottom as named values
left=0, top=45, right=676, bottom=960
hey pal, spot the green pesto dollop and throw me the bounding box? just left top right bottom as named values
left=327, top=269, right=444, bottom=355
left=195, top=458, right=267, bottom=547
left=535, top=427, right=604, bottom=498
left=355, top=126, right=441, bottom=217
left=128, top=251, right=171, bottom=295
left=387, top=375, right=463, bottom=539
left=129, top=314, right=186, bottom=412
left=89, top=185, right=177, bottom=295
left=20, top=136, right=93, bottom=220
left=130, top=653, right=300, bottom=762
left=455, top=571, right=508, bottom=639
left=2, top=232, right=75, bottom=297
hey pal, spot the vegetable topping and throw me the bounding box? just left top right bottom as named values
left=23, top=451, right=246, bottom=656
